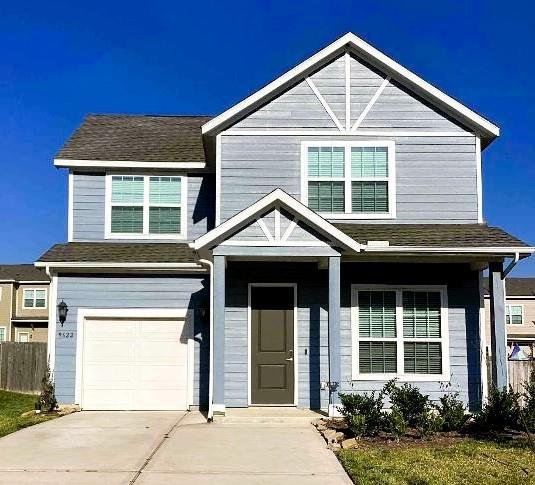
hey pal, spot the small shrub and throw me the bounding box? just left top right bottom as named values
left=338, top=391, right=384, bottom=437
left=384, top=408, right=407, bottom=441
left=384, top=379, right=430, bottom=427
left=435, top=392, right=469, bottom=431
left=522, top=371, right=535, bottom=432
left=474, top=386, right=520, bottom=431
left=39, top=363, right=57, bottom=413
left=415, top=409, right=444, bottom=438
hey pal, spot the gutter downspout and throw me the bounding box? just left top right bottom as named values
left=198, top=258, right=214, bottom=421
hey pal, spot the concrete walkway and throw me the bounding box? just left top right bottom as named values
left=0, top=411, right=352, bottom=484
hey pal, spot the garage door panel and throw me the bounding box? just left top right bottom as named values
left=84, top=364, right=134, bottom=389
left=85, top=341, right=134, bottom=362
left=137, top=341, right=186, bottom=362
left=81, top=317, right=189, bottom=411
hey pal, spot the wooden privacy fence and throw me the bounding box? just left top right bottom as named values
left=0, top=342, right=47, bottom=394
left=508, top=360, right=535, bottom=395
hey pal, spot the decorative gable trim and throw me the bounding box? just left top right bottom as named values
left=202, top=33, right=499, bottom=142
left=191, top=189, right=363, bottom=252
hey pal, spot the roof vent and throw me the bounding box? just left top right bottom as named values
left=367, top=240, right=390, bottom=248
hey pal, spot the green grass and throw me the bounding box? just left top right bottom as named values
left=338, top=440, right=535, bottom=485
left=0, top=390, right=56, bottom=438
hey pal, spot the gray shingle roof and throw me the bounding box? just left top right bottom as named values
left=334, top=224, right=531, bottom=248
left=56, top=115, right=212, bottom=163
left=0, top=264, right=49, bottom=282
left=483, top=278, right=535, bottom=297
left=37, top=243, right=197, bottom=264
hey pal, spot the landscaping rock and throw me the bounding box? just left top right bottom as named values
left=57, top=404, right=80, bottom=416
left=328, top=442, right=341, bottom=450
left=322, top=428, right=345, bottom=443
left=20, top=410, right=35, bottom=418
left=341, top=438, right=358, bottom=449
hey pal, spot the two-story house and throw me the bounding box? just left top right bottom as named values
left=0, top=265, right=50, bottom=343
left=37, top=33, right=533, bottom=416
left=484, top=278, right=535, bottom=359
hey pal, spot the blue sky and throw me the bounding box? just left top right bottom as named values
left=0, top=0, right=533, bottom=275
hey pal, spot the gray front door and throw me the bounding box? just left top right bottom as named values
left=251, top=286, right=294, bottom=405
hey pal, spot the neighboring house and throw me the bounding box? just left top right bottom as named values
left=0, top=265, right=50, bottom=343
left=36, top=33, right=533, bottom=416
left=484, top=278, right=535, bottom=359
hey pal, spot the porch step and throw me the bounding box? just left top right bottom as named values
left=212, top=407, right=327, bottom=425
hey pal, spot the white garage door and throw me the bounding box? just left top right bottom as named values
left=81, top=318, right=189, bottom=410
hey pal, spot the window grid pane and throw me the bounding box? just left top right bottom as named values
left=404, top=342, right=442, bottom=374
left=358, top=291, right=396, bottom=338
left=111, top=176, right=144, bottom=203
left=359, top=341, right=397, bottom=374
left=111, top=206, right=143, bottom=233
left=402, top=291, right=441, bottom=338
left=351, top=147, right=388, bottom=177
left=149, top=207, right=181, bottom=234
left=308, top=147, right=344, bottom=178
left=308, top=181, right=344, bottom=213
left=352, top=181, right=389, bottom=213
left=0, top=328, right=5, bottom=341
left=149, top=177, right=181, bottom=204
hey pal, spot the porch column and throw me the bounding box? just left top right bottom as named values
left=328, top=256, right=341, bottom=416
left=212, top=255, right=226, bottom=414
left=489, top=261, right=507, bottom=389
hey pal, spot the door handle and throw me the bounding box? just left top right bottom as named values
left=285, top=350, right=294, bottom=361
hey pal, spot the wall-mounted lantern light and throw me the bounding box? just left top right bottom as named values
left=57, top=300, right=68, bottom=327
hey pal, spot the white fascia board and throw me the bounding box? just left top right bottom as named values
left=202, top=32, right=499, bottom=139
left=364, top=246, right=535, bottom=254
left=192, top=188, right=363, bottom=252
left=54, top=159, right=206, bottom=170
left=35, top=261, right=206, bottom=271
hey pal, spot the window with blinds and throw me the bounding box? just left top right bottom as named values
left=109, top=175, right=184, bottom=237
left=23, top=289, right=47, bottom=308
left=506, top=305, right=523, bottom=325
left=354, top=288, right=446, bottom=378
left=307, top=147, right=345, bottom=213
left=304, top=143, right=393, bottom=217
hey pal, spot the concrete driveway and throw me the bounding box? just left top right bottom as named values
left=0, top=411, right=351, bottom=484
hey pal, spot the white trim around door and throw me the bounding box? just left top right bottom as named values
left=247, top=283, right=298, bottom=407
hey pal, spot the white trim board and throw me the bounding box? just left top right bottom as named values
left=54, top=159, right=206, bottom=169
left=202, top=33, right=499, bottom=140
left=36, top=262, right=206, bottom=271
left=247, top=283, right=298, bottom=407
left=222, top=129, right=475, bottom=137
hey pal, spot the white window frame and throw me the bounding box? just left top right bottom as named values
left=301, top=140, right=396, bottom=220
left=0, top=326, right=6, bottom=342
left=506, top=304, right=524, bottom=325
left=18, top=331, right=30, bottom=343
left=22, top=288, right=48, bottom=309
left=104, top=173, right=188, bottom=240
left=351, top=284, right=449, bottom=381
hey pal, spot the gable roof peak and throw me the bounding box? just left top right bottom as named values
left=202, top=32, right=499, bottom=144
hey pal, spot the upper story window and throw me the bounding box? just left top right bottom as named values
left=352, top=285, right=449, bottom=381
left=23, top=289, right=47, bottom=309
left=301, top=141, right=395, bottom=219
left=105, top=175, right=187, bottom=239
left=506, top=305, right=524, bottom=325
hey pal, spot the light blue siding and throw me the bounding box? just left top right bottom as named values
left=72, top=172, right=214, bottom=242
left=55, top=275, right=209, bottom=407
left=220, top=134, right=477, bottom=223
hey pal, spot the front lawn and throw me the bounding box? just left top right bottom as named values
left=337, top=439, right=535, bottom=485
left=0, top=390, right=56, bottom=438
